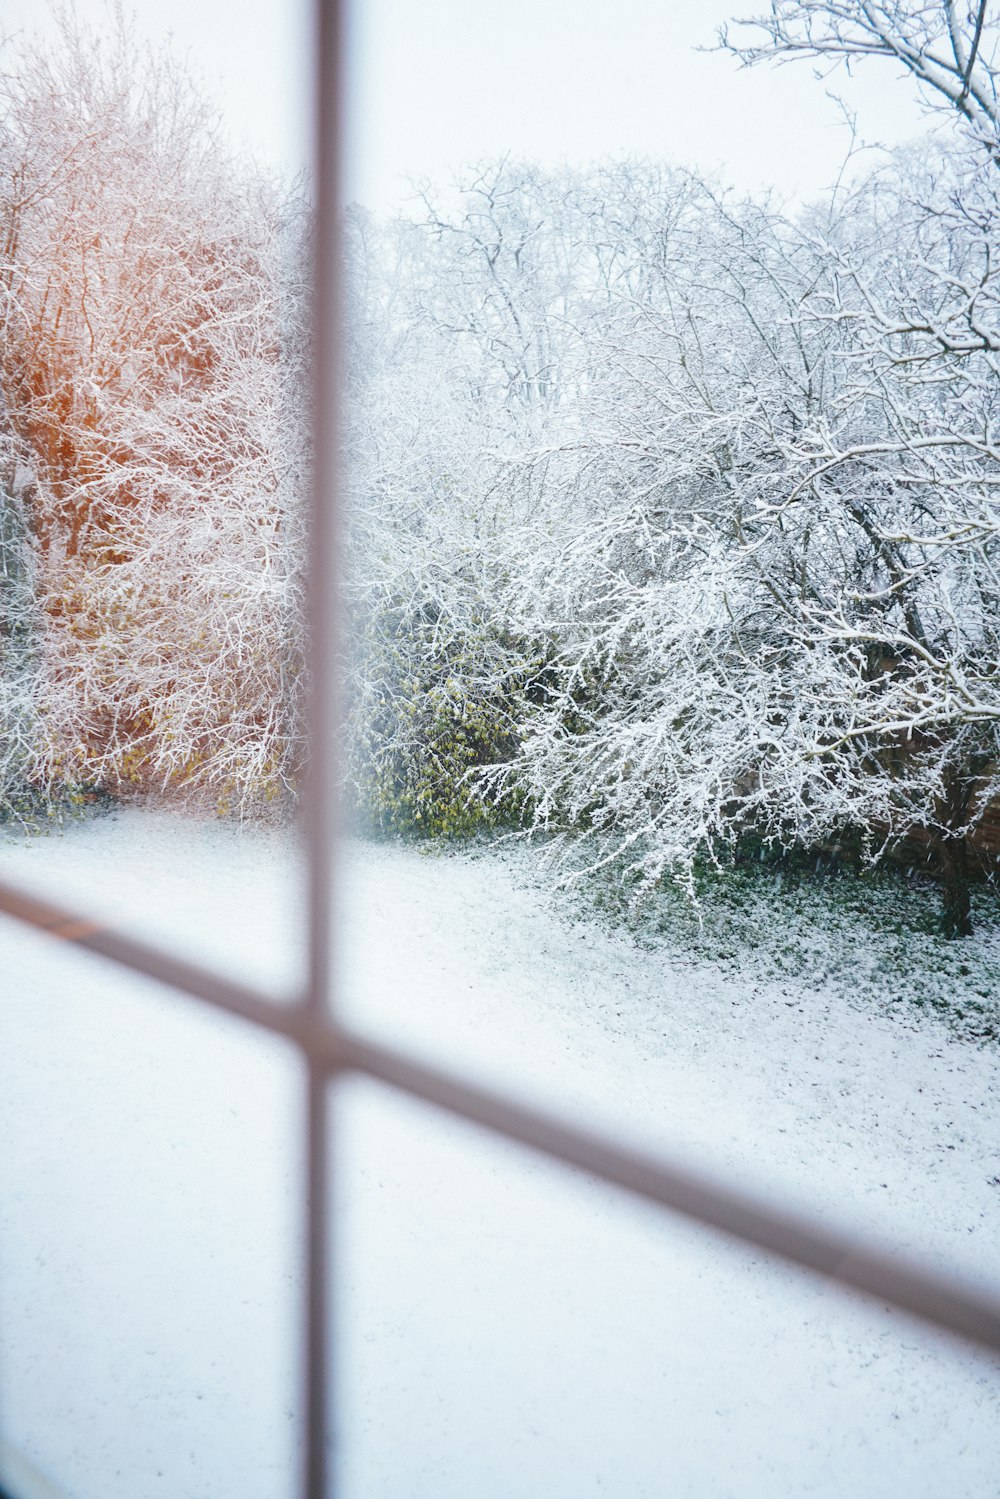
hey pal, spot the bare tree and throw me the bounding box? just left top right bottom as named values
left=720, top=2, right=1000, bottom=159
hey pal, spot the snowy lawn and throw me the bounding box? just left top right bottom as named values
left=1, top=808, right=999, bottom=1498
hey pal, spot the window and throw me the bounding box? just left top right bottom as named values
left=1, top=2, right=999, bottom=1495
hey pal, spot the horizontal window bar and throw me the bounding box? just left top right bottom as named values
left=331, top=1028, right=1000, bottom=1358
left=1, top=875, right=999, bottom=1357
left=0, top=877, right=285, bottom=1035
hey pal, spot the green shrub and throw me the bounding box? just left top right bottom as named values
left=344, top=604, right=538, bottom=838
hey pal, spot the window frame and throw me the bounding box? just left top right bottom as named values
left=1, top=2, right=999, bottom=1495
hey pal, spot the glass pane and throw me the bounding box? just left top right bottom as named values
left=337, top=838, right=1000, bottom=1276
left=0, top=917, right=301, bottom=1499
left=0, top=0, right=311, bottom=997
left=338, top=0, right=1000, bottom=1293
left=334, top=1077, right=1000, bottom=1498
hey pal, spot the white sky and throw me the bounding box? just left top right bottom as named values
left=5, top=0, right=941, bottom=211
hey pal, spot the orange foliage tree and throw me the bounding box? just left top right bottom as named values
left=0, top=9, right=308, bottom=816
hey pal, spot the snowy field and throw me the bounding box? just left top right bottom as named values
left=1, top=808, right=999, bottom=1498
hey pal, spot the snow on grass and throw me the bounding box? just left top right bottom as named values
left=1, top=809, right=999, bottom=1498
left=561, top=848, right=1000, bottom=1044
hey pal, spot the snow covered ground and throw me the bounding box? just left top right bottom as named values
left=1, top=808, right=999, bottom=1498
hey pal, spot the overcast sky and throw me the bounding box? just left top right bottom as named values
left=5, top=0, right=940, bottom=211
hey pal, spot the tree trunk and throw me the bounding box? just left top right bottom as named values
left=939, top=833, right=973, bottom=940
left=935, top=767, right=976, bottom=938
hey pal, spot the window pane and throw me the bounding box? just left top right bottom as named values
left=0, top=0, right=311, bottom=999
left=338, top=0, right=1000, bottom=1298
left=337, top=838, right=1000, bottom=1275
left=0, top=918, right=301, bottom=1499
left=334, top=1076, right=1000, bottom=1498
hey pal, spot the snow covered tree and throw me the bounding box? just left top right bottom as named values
left=710, top=2, right=1000, bottom=931
left=482, top=186, right=864, bottom=888
left=721, top=2, right=1000, bottom=159
left=0, top=9, right=308, bottom=814
left=461, top=12, right=1000, bottom=934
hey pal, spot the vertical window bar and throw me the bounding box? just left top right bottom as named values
left=304, top=0, right=344, bottom=1494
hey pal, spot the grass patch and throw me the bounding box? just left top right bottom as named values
left=561, top=844, right=1000, bottom=1046
left=0, top=783, right=115, bottom=836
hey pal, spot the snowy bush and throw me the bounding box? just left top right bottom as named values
left=345, top=596, right=536, bottom=837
